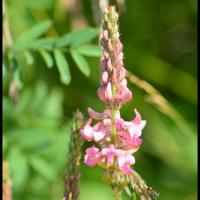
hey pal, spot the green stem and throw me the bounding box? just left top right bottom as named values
left=110, top=107, right=122, bottom=200
left=111, top=108, right=117, bottom=144
left=114, top=189, right=122, bottom=200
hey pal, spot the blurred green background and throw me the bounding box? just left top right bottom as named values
left=3, top=0, right=197, bottom=200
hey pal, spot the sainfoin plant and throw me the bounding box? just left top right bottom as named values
left=64, top=5, right=159, bottom=200
left=81, top=5, right=143, bottom=176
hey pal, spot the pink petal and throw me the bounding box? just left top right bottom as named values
left=139, top=120, right=146, bottom=130
left=80, top=125, right=93, bottom=141
left=84, top=147, right=102, bottom=167
left=117, top=84, right=132, bottom=104
left=117, top=67, right=126, bottom=82
left=114, top=119, right=124, bottom=131
left=132, top=109, right=142, bottom=125
left=86, top=146, right=99, bottom=154
left=103, top=109, right=112, bottom=117
left=100, top=57, right=107, bottom=71
left=105, top=82, right=112, bottom=100
left=117, top=152, right=135, bottom=174
left=102, top=146, right=117, bottom=167
left=103, top=119, right=112, bottom=126
left=121, top=164, right=132, bottom=175
left=88, top=107, right=110, bottom=120
left=93, top=131, right=105, bottom=142
left=107, top=58, right=113, bottom=71
left=101, top=71, right=109, bottom=83
left=121, top=78, right=127, bottom=86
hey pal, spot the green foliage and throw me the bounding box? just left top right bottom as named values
left=6, top=22, right=101, bottom=86
left=29, top=156, right=56, bottom=181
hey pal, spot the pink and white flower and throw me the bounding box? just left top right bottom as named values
left=124, top=109, right=146, bottom=138
left=102, top=145, right=119, bottom=167
left=117, top=151, right=135, bottom=175
left=115, top=109, right=146, bottom=150
left=81, top=6, right=147, bottom=179
left=84, top=147, right=102, bottom=167
left=80, top=118, right=108, bottom=142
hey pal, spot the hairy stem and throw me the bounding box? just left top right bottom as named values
left=114, top=189, right=122, bottom=200
left=63, top=109, right=84, bottom=200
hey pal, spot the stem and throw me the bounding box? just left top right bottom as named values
left=111, top=108, right=117, bottom=144
left=110, top=107, right=122, bottom=200
left=3, top=0, right=13, bottom=48
left=63, top=110, right=84, bottom=200
left=114, top=189, right=122, bottom=200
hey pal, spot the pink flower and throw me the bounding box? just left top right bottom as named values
left=97, top=84, right=113, bottom=104
left=100, top=57, right=107, bottom=71
left=84, top=147, right=102, bottom=167
left=116, top=80, right=132, bottom=105
left=132, top=109, right=146, bottom=129
left=87, top=107, right=111, bottom=120
left=117, top=151, right=135, bottom=175
left=97, top=80, right=132, bottom=106
left=93, top=122, right=109, bottom=141
left=81, top=6, right=147, bottom=178
left=114, top=118, right=125, bottom=131
left=120, top=131, right=142, bottom=150
left=107, top=58, right=113, bottom=72
left=115, top=109, right=145, bottom=150
left=80, top=118, right=108, bottom=142
left=102, top=145, right=119, bottom=167
left=80, top=118, right=93, bottom=141
left=101, top=71, right=109, bottom=84
left=124, top=109, right=146, bottom=138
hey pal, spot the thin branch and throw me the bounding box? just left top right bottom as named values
left=126, top=71, right=194, bottom=139
left=3, top=0, right=13, bottom=48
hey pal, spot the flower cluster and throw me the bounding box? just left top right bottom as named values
left=80, top=6, right=146, bottom=175
left=97, top=6, right=132, bottom=106
left=81, top=108, right=145, bottom=174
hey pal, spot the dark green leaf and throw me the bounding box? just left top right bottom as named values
left=55, top=28, right=99, bottom=47
left=39, top=49, right=53, bottom=68
left=75, top=45, right=102, bottom=57
left=71, top=50, right=90, bottom=76
left=54, top=49, right=71, bottom=84
left=11, top=57, right=23, bottom=89
left=29, top=156, right=56, bottom=181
